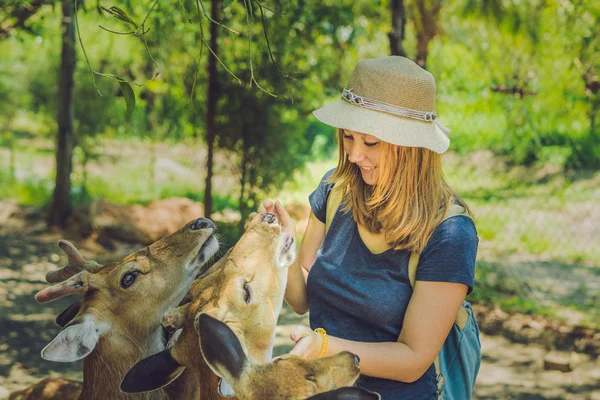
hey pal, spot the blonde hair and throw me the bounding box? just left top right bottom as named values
left=329, top=129, right=471, bottom=253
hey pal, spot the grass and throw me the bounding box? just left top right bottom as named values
left=1, top=138, right=599, bottom=328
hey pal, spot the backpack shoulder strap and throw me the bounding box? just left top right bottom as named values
left=408, top=204, right=469, bottom=287
left=406, top=204, right=472, bottom=398
left=325, top=185, right=343, bottom=233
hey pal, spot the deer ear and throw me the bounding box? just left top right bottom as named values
left=42, top=317, right=106, bottom=362
left=306, top=387, right=381, bottom=400
left=56, top=300, right=82, bottom=327
left=120, top=348, right=185, bottom=393
left=196, top=313, right=248, bottom=382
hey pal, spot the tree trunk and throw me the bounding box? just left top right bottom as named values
left=389, top=0, right=407, bottom=57
left=238, top=128, right=249, bottom=234
left=203, top=0, right=219, bottom=218
left=416, top=31, right=431, bottom=69
left=414, top=0, right=442, bottom=69
left=47, top=0, right=76, bottom=227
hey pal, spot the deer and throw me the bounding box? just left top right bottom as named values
left=11, top=217, right=219, bottom=400
left=120, top=212, right=297, bottom=399
left=196, top=312, right=381, bottom=400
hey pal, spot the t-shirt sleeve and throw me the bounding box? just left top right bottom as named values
left=308, top=169, right=336, bottom=223
left=416, top=215, right=479, bottom=294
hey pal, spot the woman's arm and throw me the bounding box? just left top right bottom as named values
left=289, top=280, right=468, bottom=383
left=284, top=211, right=325, bottom=315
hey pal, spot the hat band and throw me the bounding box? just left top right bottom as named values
left=342, top=88, right=437, bottom=123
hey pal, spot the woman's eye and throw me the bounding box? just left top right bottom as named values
left=364, top=141, right=379, bottom=147
left=121, top=272, right=139, bottom=288
left=343, top=135, right=353, bottom=140
left=243, top=282, right=251, bottom=304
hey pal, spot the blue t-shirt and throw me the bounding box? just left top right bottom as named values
left=306, top=170, right=478, bottom=400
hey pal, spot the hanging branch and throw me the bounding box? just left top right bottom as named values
left=243, top=0, right=276, bottom=97
left=253, top=0, right=294, bottom=100
left=188, top=0, right=206, bottom=102
left=76, top=0, right=293, bottom=106
left=75, top=0, right=165, bottom=113
left=188, top=0, right=242, bottom=103
left=198, top=0, right=240, bottom=34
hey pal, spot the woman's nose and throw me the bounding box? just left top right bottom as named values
left=346, top=143, right=365, bottom=163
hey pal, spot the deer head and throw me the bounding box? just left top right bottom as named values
left=197, top=313, right=379, bottom=400
left=120, top=212, right=296, bottom=394
left=36, top=217, right=219, bottom=363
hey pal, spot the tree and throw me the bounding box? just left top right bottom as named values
left=204, top=0, right=220, bottom=218
left=47, top=0, right=76, bottom=227
left=389, top=0, right=407, bottom=57
left=0, top=0, right=52, bottom=40
left=412, top=0, right=442, bottom=68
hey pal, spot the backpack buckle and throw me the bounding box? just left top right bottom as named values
left=435, top=373, right=445, bottom=397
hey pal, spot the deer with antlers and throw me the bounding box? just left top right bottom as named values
left=11, top=217, right=219, bottom=400
left=120, top=212, right=297, bottom=398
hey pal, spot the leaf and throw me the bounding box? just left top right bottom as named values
left=100, top=6, right=139, bottom=28
left=222, top=0, right=235, bottom=10
left=119, top=81, right=135, bottom=115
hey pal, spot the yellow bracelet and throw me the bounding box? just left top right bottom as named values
left=314, top=328, right=328, bottom=359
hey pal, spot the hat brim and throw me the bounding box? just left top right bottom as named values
left=313, top=99, right=450, bottom=154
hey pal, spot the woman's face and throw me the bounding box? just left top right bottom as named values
left=342, top=129, right=381, bottom=185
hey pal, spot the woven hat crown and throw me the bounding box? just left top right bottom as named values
left=346, top=57, right=436, bottom=112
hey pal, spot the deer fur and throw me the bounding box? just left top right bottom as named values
left=121, top=212, right=296, bottom=398
left=197, top=312, right=380, bottom=400
left=19, top=217, right=219, bottom=400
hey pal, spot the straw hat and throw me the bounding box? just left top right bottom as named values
left=313, top=56, right=451, bottom=154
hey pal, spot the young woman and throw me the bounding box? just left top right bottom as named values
left=258, top=56, right=479, bottom=399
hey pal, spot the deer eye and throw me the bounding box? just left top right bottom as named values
left=121, top=271, right=140, bottom=288
left=243, top=282, right=251, bottom=304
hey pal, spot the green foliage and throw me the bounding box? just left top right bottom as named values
left=435, top=0, right=600, bottom=167
left=0, top=171, right=53, bottom=208
left=118, top=81, right=136, bottom=114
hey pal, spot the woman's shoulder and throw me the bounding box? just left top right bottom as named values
left=309, top=168, right=337, bottom=223
left=418, top=214, right=478, bottom=291
left=314, top=168, right=336, bottom=194
left=424, top=214, right=478, bottom=254
left=321, top=168, right=336, bottom=183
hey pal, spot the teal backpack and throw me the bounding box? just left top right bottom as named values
left=326, top=188, right=481, bottom=399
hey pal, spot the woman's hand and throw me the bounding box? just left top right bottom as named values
left=288, top=325, right=323, bottom=360
left=249, top=200, right=296, bottom=239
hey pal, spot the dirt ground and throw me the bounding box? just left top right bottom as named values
left=0, top=201, right=599, bottom=399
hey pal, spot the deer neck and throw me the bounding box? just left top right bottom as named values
left=193, top=362, right=223, bottom=400
left=80, top=326, right=167, bottom=400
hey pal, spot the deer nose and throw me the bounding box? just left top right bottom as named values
left=190, top=218, right=215, bottom=231
left=353, top=354, right=360, bottom=367
left=262, top=212, right=278, bottom=225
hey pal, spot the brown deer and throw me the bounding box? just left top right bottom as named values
left=120, top=212, right=296, bottom=398
left=13, top=217, right=219, bottom=400
left=196, top=312, right=381, bottom=400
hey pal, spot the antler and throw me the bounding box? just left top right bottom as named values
left=45, top=240, right=102, bottom=283
left=161, top=303, right=190, bottom=330
left=35, top=272, right=91, bottom=303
